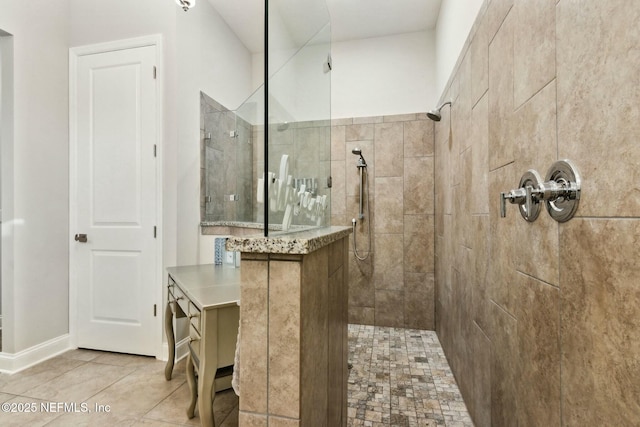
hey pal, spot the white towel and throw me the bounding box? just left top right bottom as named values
left=231, top=323, right=240, bottom=396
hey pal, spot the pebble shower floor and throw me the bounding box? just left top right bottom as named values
left=347, top=324, right=474, bottom=427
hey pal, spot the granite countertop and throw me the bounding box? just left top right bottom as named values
left=166, top=264, right=240, bottom=310
left=225, top=225, right=351, bottom=255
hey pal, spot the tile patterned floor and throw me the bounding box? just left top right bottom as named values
left=347, top=325, right=474, bottom=427
left=0, top=325, right=471, bottom=426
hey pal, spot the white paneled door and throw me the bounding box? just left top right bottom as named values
left=73, top=45, right=158, bottom=356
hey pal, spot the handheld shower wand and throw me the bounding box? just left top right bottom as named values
left=351, top=148, right=371, bottom=260
left=352, top=148, right=367, bottom=219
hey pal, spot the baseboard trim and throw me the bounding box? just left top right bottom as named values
left=160, top=337, right=189, bottom=364
left=0, top=334, right=72, bottom=374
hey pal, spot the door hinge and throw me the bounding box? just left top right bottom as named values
left=153, top=144, right=157, bottom=157
left=154, top=304, right=157, bottom=317
left=153, top=66, right=157, bottom=79
left=153, top=226, right=157, bottom=238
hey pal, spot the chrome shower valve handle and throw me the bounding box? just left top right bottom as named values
left=498, top=161, right=581, bottom=223
left=499, top=170, right=543, bottom=222
left=541, top=160, right=581, bottom=222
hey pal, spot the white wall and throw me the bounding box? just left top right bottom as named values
left=331, top=31, right=437, bottom=119
left=435, top=0, right=484, bottom=98
left=0, top=0, right=70, bottom=353
left=176, top=0, right=254, bottom=265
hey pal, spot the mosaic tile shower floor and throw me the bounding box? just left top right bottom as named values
left=348, top=324, right=474, bottom=427
left=0, top=325, right=472, bottom=426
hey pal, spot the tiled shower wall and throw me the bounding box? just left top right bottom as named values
left=435, top=1, right=640, bottom=426
left=200, top=93, right=253, bottom=222
left=330, top=114, right=435, bottom=330
left=252, top=120, right=332, bottom=227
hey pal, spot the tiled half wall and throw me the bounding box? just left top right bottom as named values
left=330, top=114, right=435, bottom=330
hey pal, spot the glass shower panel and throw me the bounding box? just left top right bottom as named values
left=201, top=91, right=258, bottom=224
left=266, top=0, right=331, bottom=234
left=234, top=86, right=264, bottom=224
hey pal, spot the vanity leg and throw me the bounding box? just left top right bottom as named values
left=198, top=312, right=218, bottom=427
left=164, top=301, right=175, bottom=381
left=186, top=351, right=198, bottom=419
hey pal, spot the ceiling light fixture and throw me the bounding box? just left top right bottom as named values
left=176, top=0, right=196, bottom=11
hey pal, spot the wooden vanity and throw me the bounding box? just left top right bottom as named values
left=165, top=264, right=240, bottom=427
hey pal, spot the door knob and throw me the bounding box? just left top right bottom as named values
left=74, top=234, right=88, bottom=243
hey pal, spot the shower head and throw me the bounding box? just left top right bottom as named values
left=427, top=101, right=452, bottom=122
left=352, top=147, right=367, bottom=167
left=277, top=121, right=289, bottom=131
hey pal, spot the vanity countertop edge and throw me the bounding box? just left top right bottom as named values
left=225, top=225, right=352, bottom=255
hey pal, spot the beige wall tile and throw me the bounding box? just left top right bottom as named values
left=328, top=239, right=345, bottom=275
left=331, top=160, right=346, bottom=216
left=514, top=206, right=559, bottom=286
left=455, top=53, right=474, bottom=154
left=268, top=261, right=301, bottom=418
left=345, top=123, right=374, bottom=141
left=332, top=118, right=353, bottom=126
left=268, top=416, right=300, bottom=427
left=404, top=120, right=434, bottom=158
left=470, top=324, right=491, bottom=427
left=403, top=157, right=434, bottom=215
left=470, top=92, right=489, bottom=215
left=375, top=290, right=404, bottom=328
left=513, top=79, right=557, bottom=172
left=488, top=10, right=515, bottom=170
left=239, top=260, right=268, bottom=413
left=513, top=0, right=555, bottom=108
left=348, top=251, right=374, bottom=308
left=560, top=219, right=640, bottom=425
left=557, top=1, right=640, bottom=217
left=327, top=266, right=346, bottom=427
left=404, top=215, right=434, bottom=274
left=348, top=306, right=375, bottom=325
left=239, top=412, right=267, bottom=427
left=300, top=249, right=329, bottom=426
left=488, top=302, right=518, bottom=427
left=373, top=234, right=404, bottom=291
left=488, top=165, right=518, bottom=316
left=470, top=10, right=489, bottom=106
left=404, top=273, right=434, bottom=329
left=470, top=215, right=490, bottom=333
left=374, top=122, right=404, bottom=177
left=516, top=274, right=560, bottom=427
left=374, top=177, right=403, bottom=234
left=331, top=125, right=346, bottom=161
left=383, top=113, right=417, bottom=122
left=485, top=0, right=514, bottom=43
left=457, top=151, right=473, bottom=249
left=353, top=116, right=383, bottom=125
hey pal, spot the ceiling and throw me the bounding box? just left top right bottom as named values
left=207, top=0, right=442, bottom=54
